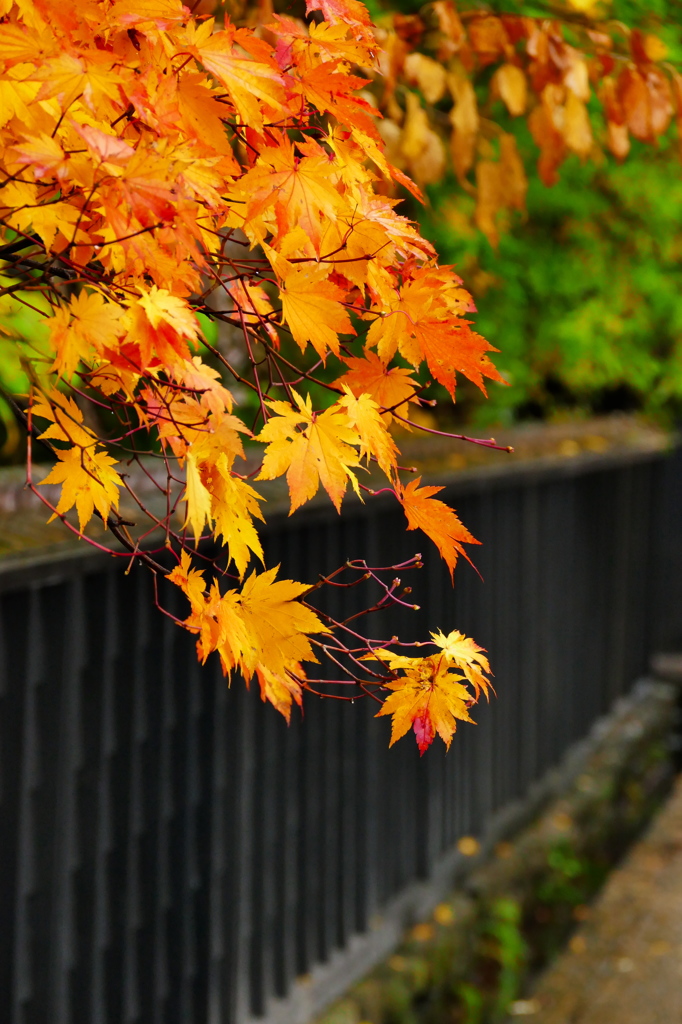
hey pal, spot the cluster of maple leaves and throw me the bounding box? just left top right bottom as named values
left=374, top=2, right=679, bottom=242
left=0, top=0, right=674, bottom=752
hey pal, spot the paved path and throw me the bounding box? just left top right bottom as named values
left=515, top=774, right=682, bottom=1023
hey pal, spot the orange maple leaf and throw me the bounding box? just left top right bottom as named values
left=335, top=351, right=418, bottom=424
left=186, top=19, right=286, bottom=131
left=366, top=266, right=503, bottom=397
left=237, top=137, right=343, bottom=252
left=398, top=477, right=479, bottom=579
left=297, top=61, right=380, bottom=138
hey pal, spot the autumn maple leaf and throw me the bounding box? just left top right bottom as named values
left=335, top=351, right=418, bottom=424
left=430, top=628, right=493, bottom=700
left=238, top=565, right=331, bottom=679
left=186, top=18, right=286, bottom=131
left=40, top=445, right=122, bottom=533
left=366, top=266, right=503, bottom=397
left=235, top=137, right=343, bottom=252
left=369, top=649, right=476, bottom=754
left=256, top=391, right=362, bottom=513
left=338, top=385, right=398, bottom=478
left=47, top=291, right=124, bottom=379
left=169, top=558, right=330, bottom=714
left=398, top=478, right=479, bottom=579
left=279, top=264, right=356, bottom=358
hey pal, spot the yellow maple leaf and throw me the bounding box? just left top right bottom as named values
left=237, top=565, right=331, bottom=680
left=169, top=558, right=325, bottom=716
left=256, top=391, right=362, bottom=513
left=337, top=385, right=398, bottom=478
left=8, top=198, right=80, bottom=252
left=167, top=550, right=207, bottom=614
left=137, top=287, right=200, bottom=343
left=193, top=581, right=251, bottom=676
left=39, top=444, right=122, bottom=532
left=208, top=455, right=265, bottom=578
left=369, top=649, right=475, bottom=754
left=280, top=266, right=356, bottom=359
left=183, top=449, right=213, bottom=544
left=430, top=628, right=493, bottom=700
left=33, top=389, right=98, bottom=449
left=47, top=291, right=124, bottom=379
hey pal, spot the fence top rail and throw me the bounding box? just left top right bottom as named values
left=0, top=415, right=671, bottom=590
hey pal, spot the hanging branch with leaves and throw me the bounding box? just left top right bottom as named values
left=0, top=0, right=676, bottom=751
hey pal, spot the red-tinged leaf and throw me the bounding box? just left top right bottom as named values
left=369, top=649, right=476, bottom=753
left=298, top=62, right=380, bottom=139
left=305, top=0, right=374, bottom=42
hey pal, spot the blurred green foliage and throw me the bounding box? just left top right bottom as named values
left=423, top=136, right=682, bottom=426
left=373, top=0, right=682, bottom=426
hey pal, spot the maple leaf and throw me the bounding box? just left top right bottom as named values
left=338, top=385, right=398, bottom=478
left=370, top=650, right=475, bottom=754
left=226, top=279, right=278, bottom=345
left=180, top=356, right=234, bottom=416
left=128, top=288, right=200, bottom=370
left=11, top=132, right=70, bottom=181
left=47, top=291, right=124, bottom=379
left=255, top=662, right=304, bottom=724
left=237, top=565, right=331, bottom=681
left=297, top=61, right=380, bottom=139
left=305, top=20, right=375, bottom=67
left=430, top=629, right=493, bottom=700
left=167, top=550, right=207, bottom=615
left=306, top=0, right=375, bottom=45
left=256, top=391, right=362, bottom=513
left=336, top=351, right=418, bottom=424
left=236, top=137, right=343, bottom=252
left=280, top=265, right=355, bottom=359
left=366, top=266, right=503, bottom=398
left=137, top=287, right=200, bottom=344
left=39, top=444, right=122, bottom=533
left=187, top=19, right=286, bottom=131
left=184, top=449, right=213, bottom=544
left=206, top=457, right=266, bottom=578
left=110, top=0, right=189, bottom=30
left=32, top=389, right=99, bottom=449
left=184, top=579, right=251, bottom=677
left=398, top=478, right=479, bottom=580
left=8, top=197, right=80, bottom=252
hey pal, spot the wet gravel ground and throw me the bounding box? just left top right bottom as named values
left=512, top=774, right=682, bottom=1023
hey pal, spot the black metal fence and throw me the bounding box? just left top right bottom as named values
left=1, top=441, right=680, bottom=1024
